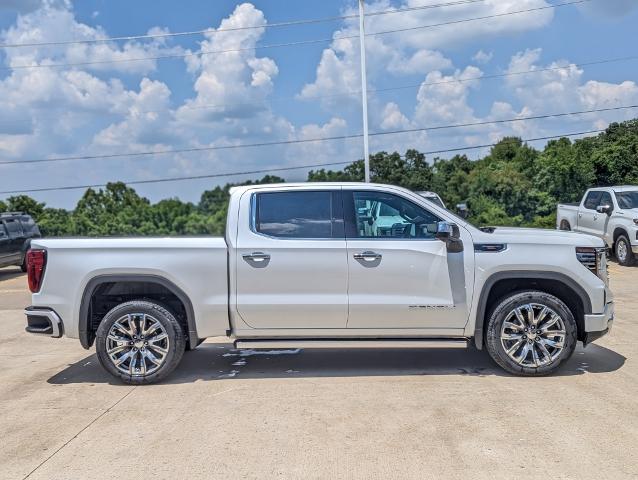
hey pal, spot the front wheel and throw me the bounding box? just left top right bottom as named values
left=486, top=291, right=577, bottom=376
left=615, top=234, right=635, bottom=266
left=95, top=300, right=186, bottom=384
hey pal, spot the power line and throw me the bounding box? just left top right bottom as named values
left=0, top=129, right=605, bottom=195
left=132, top=54, right=637, bottom=116
left=0, top=0, right=487, bottom=49
left=0, top=104, right=634, bottom=167
left=0, top=0, right=590, bottom=72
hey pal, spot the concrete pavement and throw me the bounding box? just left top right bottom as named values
left=0, top=265, right=636, bottom=479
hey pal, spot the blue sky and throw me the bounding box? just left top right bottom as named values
left=0, top=0, right=637, bottom=208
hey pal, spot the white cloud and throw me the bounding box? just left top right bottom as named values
left=388, top=49, right=452, bottom=75
left=300, top=0, right=553, bottom=119
left=380, top=102, right=411, bottom=130
left=1, top=3, right=182, bottom=75
left=472, top=50, right=493, bottom=65
left=414, top=66, right=483, bottom=125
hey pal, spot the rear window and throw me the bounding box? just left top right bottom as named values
left=583, top=191, right=602, bottom=210
left=19, top=216, right=37, bottom=234
left=4, top=219, right=23, bottom=237
left=255, top=191, right=334, bottom=239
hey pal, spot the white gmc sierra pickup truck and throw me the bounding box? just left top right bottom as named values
left=25, top=183, right=614, bottom=384
left=557, top=186, right=638, bottom=266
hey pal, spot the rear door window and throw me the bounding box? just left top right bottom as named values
left=4, top=219, right=23, bottom=238
left=254, top=191, right=342, bottom=239
left=583, top=191, right=602, bottom=210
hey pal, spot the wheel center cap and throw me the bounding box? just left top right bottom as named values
left=134, top=340, right=145, bottom=349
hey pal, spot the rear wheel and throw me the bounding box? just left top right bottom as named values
left=559, top=220, right=571, bottom=231
left=486, top=291, right=577, bottom=376
left=615, top=234, right=635, bottom=266
left=95, top=300, right=186, bottom=384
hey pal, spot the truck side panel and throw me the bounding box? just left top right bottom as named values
left=30, top=238, right=230, bottom=340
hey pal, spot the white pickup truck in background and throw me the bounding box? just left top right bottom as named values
left=25, top=183, right=614, bottom=384
left=557, top=186, right=638, bottom=266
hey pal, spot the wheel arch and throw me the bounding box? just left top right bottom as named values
left=612, top=227, right=629, bottom=244
left=474, top=271, right=592, bottom=350
left=79, top=274, right=199, bottom=350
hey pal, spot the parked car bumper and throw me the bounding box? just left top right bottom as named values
left=24, top=307, right=63, bottom=338
left=583, top=301, right=614, bottom=345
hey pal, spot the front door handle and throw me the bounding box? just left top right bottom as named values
left=242, top=252, right=271, bottom=262
left=353, top=251, right=382, bottom=261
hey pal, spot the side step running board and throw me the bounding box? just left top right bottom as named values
left=234, top=339, right=468, bottom=350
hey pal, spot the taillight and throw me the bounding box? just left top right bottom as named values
left=26, top=249, right=47, bottom=293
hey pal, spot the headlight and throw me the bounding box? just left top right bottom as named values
left=633, top=218, right=638, bottom=226
left=576, top=247, right=609, bottom=286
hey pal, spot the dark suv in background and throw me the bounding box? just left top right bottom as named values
left=0, top=213, right=41, bottom=271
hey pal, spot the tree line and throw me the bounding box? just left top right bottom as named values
left=2, top=118, right=637, bottom=237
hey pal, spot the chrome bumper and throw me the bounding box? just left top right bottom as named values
left=24, top=307, right=63, bottom=338
left=584, top=302, right=614, bottom=333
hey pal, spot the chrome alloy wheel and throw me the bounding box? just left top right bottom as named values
left=617, top=239, right=628, bottom=263
left=106, top=313, right=170, bottom=376
left=500, top=303, right=566, bottom=368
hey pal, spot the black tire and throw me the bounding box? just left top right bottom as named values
left=96, top=300, right=186, bottom=384
left=615, top=234, right=635, bottom=266
left=20, top=256, right=27, bottom=272
left=486, top=290, right=577, bottom=376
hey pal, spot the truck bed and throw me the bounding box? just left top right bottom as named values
left=30, top=237, right=230, bottom=340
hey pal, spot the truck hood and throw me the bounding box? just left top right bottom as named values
left=472, top=226, right=605, bottom=247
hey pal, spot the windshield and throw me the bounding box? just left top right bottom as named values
left=615, top=191, right=638, bottom=209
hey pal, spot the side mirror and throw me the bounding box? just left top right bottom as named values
left=456, top=203, right=469, bottom=219
left=596, top=204, right=612, bottom=215
left=434, top=221, right=463, bottom=253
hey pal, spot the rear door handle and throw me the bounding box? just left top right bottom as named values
left=242, top=252, right=271, bottom=262
left=353, top=251, right=382, bottom=261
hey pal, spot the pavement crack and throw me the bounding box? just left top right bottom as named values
left=22, top=386, right=137, bottom=480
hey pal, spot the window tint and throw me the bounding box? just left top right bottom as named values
left=616, top=191, right=638, bottom=209
left=583, top=191, right=602, bottom=210
left=349, top=191, right=440, bottom=239
left=4, top=220, right=23, bottom=237
left=599, top=192, right=613, bottom=209
left=255, top=191, right=334, bottom=239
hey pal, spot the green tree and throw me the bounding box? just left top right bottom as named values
left=5, top=195, right=45, bottom=218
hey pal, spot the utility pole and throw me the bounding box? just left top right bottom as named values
left=358, top=0, right=371, bottom=183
